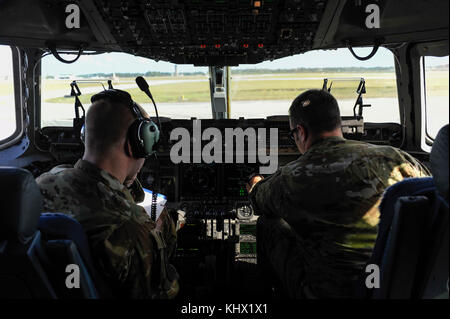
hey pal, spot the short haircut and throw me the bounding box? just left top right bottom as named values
left=84, top=98, right=135, bottom=155
left=289, top=89, right=342, bottom=136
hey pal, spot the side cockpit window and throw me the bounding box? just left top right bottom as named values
left=0, top=45, right=16, bottom=143
left=423, top=56, right=449, bottom=140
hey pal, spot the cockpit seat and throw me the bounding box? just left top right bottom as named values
left=37, top=213, right=103, bottom=298
left=38, top=213, right=111, bottom=298
left=0, top=166, right=57, bottom=298
left=0, top=167, right=103, bottom=298
left=358, top=125, right=448, bottom=299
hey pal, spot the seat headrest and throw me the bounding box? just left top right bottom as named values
left=430, top=125, right=449, bottom=200
left=38, top=213, right=93, bottom=266
left=0, top=167, right=43, bottom=242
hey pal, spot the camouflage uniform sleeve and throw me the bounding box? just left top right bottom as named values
left=157, top=207, right=177, bottom=259
left=36, top=171, right=75, bottom=212
left=93, top=214, right=157, bottom=298
left=384, top=148, right=431, bottom=187
left=398, top=149, right=431, bottom=177
left=248, top=169, right=286, bottom=218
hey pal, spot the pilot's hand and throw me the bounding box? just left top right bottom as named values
left=246, top=174, right=264, bottom=193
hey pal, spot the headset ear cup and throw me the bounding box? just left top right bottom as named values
left=140, top=120, right=160, bottom=155
left=126, top=119, right=159, bottom=159
left=127, top=119, right=145, bottom=158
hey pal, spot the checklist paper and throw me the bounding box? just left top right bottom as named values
left=138, top=188, right=167, bottom=222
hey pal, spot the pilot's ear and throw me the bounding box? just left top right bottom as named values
left=124, top=139, right=133, bottom=158
left=297, top=124, right=307, bottom=142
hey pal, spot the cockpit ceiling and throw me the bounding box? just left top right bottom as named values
left=94, top=0, right=327, bottom=65
left=0, top=0, right=448, bottom=66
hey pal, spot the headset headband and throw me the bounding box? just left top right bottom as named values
left=90, top=89, right=144, bottom=119
left=88, top=89, right=160, bottom=159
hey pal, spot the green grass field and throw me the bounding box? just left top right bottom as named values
left=1, top=71, right=447, bottom=105
left=41, top=70, right=448, bottom=104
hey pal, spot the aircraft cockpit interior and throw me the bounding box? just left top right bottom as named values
left=0, top=0, right=448, bottom=305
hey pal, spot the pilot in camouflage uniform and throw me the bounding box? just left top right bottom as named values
left=36, top=159, right=178, bottom=299
left=248, top=90, right=430, bottom=298
left=36, top=90, right=179, bottom=299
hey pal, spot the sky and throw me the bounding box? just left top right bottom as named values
left=39, top=47, right=401, bottom=76
left=0, top=45, right=448, bottom=77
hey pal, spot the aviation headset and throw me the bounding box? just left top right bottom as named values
left=81, top=89, right=160, bottom=159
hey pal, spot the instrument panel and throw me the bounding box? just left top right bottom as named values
left=37, top=117, right=403, bottom=220
left=138, top=117, right=304, bottom=220
left=178, top=163, right=260, bottom=201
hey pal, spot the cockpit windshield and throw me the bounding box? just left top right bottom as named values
left=39, top=46, right=446, bottom=127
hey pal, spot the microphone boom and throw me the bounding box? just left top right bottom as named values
left=135, top=76, right=162, bottom=137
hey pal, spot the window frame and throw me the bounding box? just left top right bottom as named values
left=409, top=41, right=448, bottom=153
left=0, top=45, right=24, bottom=150
left=421, top=55, right=449, bottom=143
left=419, top=55, right=432, bottom=153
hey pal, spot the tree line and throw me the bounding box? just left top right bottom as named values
left=45, top=64, right=448, bottom=79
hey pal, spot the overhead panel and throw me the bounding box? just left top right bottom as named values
left=93, top=0, right=328, bottom=65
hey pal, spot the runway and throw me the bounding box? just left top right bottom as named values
left=0, top=78, right=448, bottom=142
